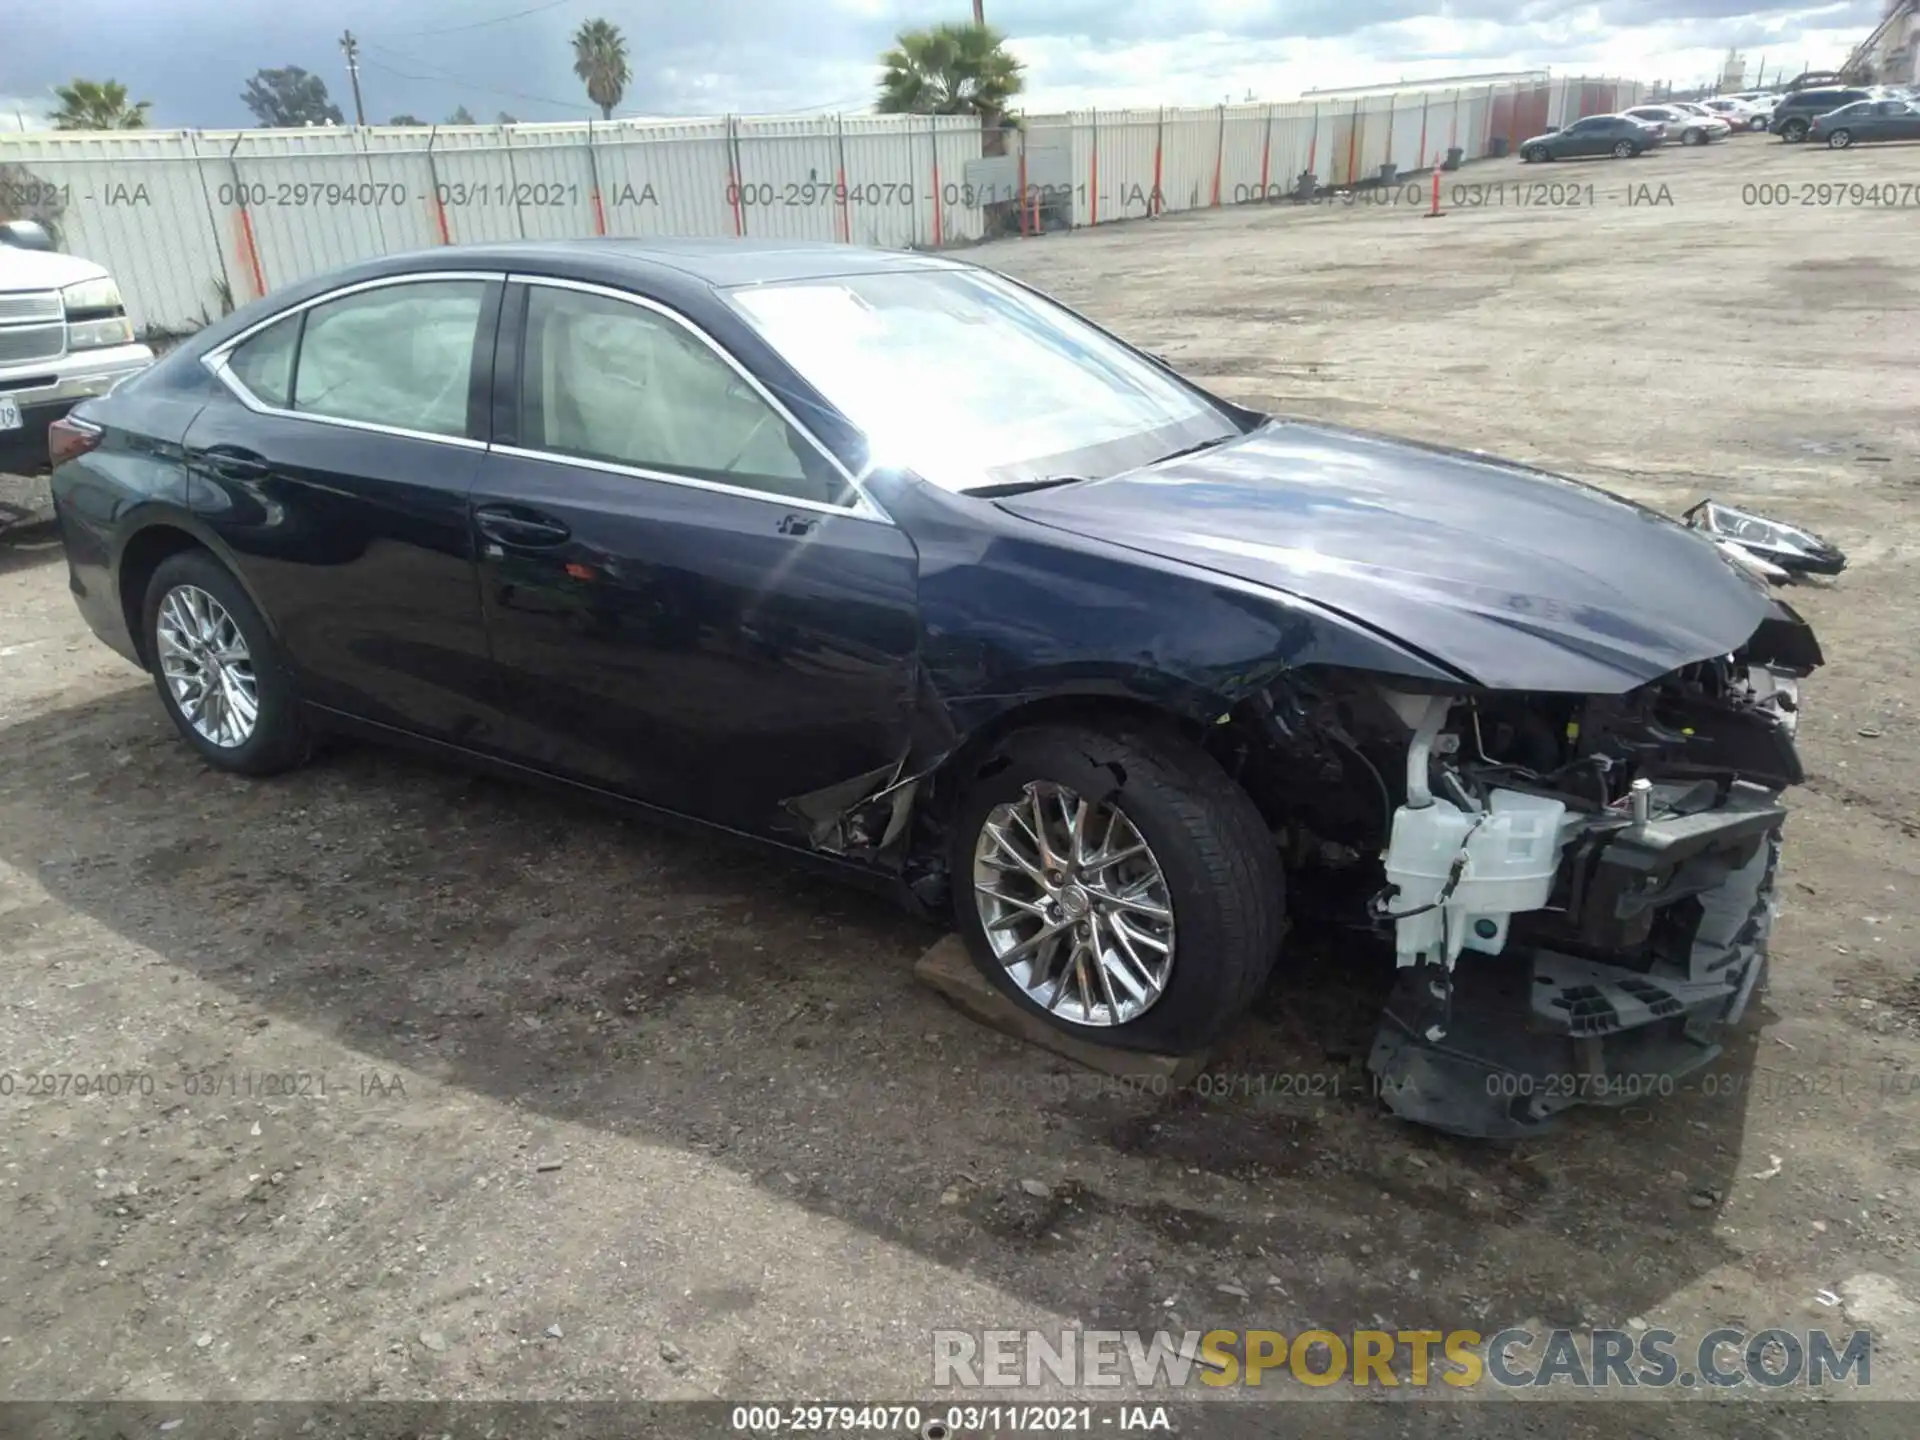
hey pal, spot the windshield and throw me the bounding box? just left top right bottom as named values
left=725, top=266, right=1239, bottom=494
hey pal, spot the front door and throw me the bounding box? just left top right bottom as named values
left=470, top=278, right=921, bottom=839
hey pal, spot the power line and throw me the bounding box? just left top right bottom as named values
left=360, top=41, right=873, bottom=121
left=358, top=46, right=600, bottom=114
left=390, top=0, right=581, bottom=39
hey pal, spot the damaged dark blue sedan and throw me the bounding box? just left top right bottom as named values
left=48, top=240, right=1823, bottom=1138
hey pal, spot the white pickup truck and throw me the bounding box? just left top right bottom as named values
left=0, top=221, right=154, bottom=475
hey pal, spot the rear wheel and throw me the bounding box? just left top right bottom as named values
left=143, top=550, right=311, bottom=776
left=1611, top=140, right=1634, bottom=158
left=951, top=724, right=1285, bottom=1054
left=1827, top=129, right=1853, bottom=149
left=1682, top=127, right=1704, bottom=146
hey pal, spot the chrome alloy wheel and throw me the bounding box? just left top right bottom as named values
left=156, top=584, right=259, bottom=748
left=972, top=781, right=1176, bottom=1026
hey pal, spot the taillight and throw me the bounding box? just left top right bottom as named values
left=48, top=415, right=105, bottom=469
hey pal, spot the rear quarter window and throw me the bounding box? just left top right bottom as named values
left=224, top=314, right=300, bottom=408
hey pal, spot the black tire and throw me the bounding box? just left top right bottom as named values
left=1611, top=140, right=1634, bottom=158
left=142, top=549, right=311, bottom=776
left=1523, top=144, right=1549, bottom=163
left=1827, top=129, right=1852, bottom=149
left=1682, top=128, right=1704, bottom=146
left=949, top=723, right=1285, bottom=1054
left=1782, top=119, right=1808, bottom=143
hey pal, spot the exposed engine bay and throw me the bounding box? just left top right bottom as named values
left=1211, top=599, right=1823, bottom=1138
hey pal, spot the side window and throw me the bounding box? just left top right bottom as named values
left=517, top=285, right=852, bottom=507
left=225, top=313, right=300, bottom=408
left=292, top=279, right=488, bottom=438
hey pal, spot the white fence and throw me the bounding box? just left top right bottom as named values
left=0, top=76, right=1643, bottom=336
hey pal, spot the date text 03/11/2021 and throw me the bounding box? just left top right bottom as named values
left=0, top=1069, right=409, bottom=1100
left=728, top=1405, right=1174, bottom=1433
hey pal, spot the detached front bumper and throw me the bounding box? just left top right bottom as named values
left=1368, top=782, right=1784, bottom=1139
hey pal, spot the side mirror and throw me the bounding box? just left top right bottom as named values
left=0, top=219, right=55, bottom=252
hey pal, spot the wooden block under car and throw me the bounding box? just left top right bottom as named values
left=914, top=933, right=1211, bottom=1086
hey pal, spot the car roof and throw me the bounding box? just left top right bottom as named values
left=396, top=237, right=964, bottom=288
left=163, top=237, right=974, bottom=367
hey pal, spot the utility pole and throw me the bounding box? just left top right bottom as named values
left=339, top=30, right=366, bottom=127
left=972, top=0, right=984, bottom=23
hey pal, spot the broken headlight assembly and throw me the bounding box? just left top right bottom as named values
left=1684, top=500, right=1847, bottom=580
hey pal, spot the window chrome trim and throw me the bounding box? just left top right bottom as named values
left=200, top=269, right=501, bottom=449
left=491, top=444, right=875, bottom=520
left=504, top=272, right=891, bottom=526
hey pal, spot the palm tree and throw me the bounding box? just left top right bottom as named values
left=50, top=79, right=151, bottom=130
left=876, top=23, right=1023, bottom=120
left=571, top=19, right=631, bottom=121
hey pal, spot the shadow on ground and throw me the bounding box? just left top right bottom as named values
left=0, top=683, right=1766, bottom=1344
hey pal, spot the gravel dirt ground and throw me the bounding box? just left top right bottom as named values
left=1, top=137, right=1917, bottom=1436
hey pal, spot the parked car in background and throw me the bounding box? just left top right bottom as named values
left=1668, top=101, right=1737, bottom=136
left=1809, top=97, right=1920, bottom=148
left=0, top=221, right=154, bottom=476
left=1623, top=105, right=1727, bottom=145
left=1700, top=97, right=1770, bottom=131
left=1519, top=114, right=1660, bottom=161
left=1770, top=87, right=1873, bottom=140
left=44, top=239, right=1826, bottom=1137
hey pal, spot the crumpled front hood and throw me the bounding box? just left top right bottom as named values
left=996, top=420, right=1771, bottom=694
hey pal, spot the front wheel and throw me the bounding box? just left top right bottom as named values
left=1523, top=144, right=1550, bottom=163
left=1611, top=140, right=1635, bottom=158
left=143, top=550, right=311, bottom=776
left=1782, top=120, right=1809, bottom=143
left=1827, top=129, right=1853, bottom=149
left=951, top=724, right=1285, bottom=1054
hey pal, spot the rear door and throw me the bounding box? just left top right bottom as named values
left=467, top=275, right=922, bottom=839
left=186, top=272, right=507, bottom=745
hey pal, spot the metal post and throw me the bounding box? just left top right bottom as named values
left=1345, top=98, right=1359, bottom=187
left=1210, top=103, right=1225, bottom=206
left=930, top=114, right=943, bottom=247
left=503, top=132, right=526, bottom=239
left=356, top=125, right=389, bottom=251
left=225, top=134, right=267, bottom=300
left=425, top=126, right=451, bottom=244
left=1257, top=101, right=1273, bottom=200
left=727, top=114, right=746, bottom=238
left=1151, top=106, right=1164, bottom=216
left=1088, top=107, right=1098, bottom=227
left=186, top=131, right=239, bottom=315
left=834, top=112, right=850, bottom=244
left=584, top=118, right=607, bottom=236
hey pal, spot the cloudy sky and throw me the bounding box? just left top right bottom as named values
left=0, top=0, right=1881, bottom=130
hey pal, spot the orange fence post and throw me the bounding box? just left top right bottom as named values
left=1257, top=102, right=1273, bottom=200
left=1210, top=104, right=1224, bottom=207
